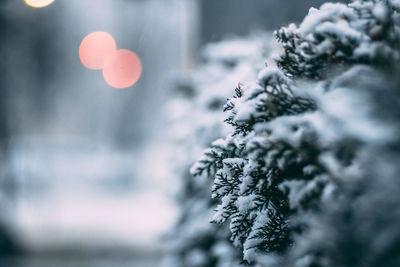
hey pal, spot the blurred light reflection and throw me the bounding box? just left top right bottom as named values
left=102, top=49, right=142, bottom=89
left=79, top=31, right=117, bottom=70
left=24, top=0, right=55, bottom=8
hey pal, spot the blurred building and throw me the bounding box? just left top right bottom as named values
left=0, top=0, right=191, bottom=264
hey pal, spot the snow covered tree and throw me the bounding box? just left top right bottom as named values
left=191, top=64, right=320, bottom=263
left=275, top=0, right=400, bottom=80
left=162, top=34, right=275, bottom=267
left=277, top=65, right=400, bottom=267
left=192, top=0, right=400, bottom=265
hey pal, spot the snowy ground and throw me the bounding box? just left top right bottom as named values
left=0, top=252, right=161, bottom=267
left=3, top=136, right=177, bottom=262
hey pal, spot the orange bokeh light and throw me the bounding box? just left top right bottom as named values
left=25, top=0, right=55, bottom=8
left=79, top=32, right=117, bottom=70
left=102, top=49, right=142, bottom=89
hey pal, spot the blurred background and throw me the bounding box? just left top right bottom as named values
left=0, top=0, right=335, bottom=266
